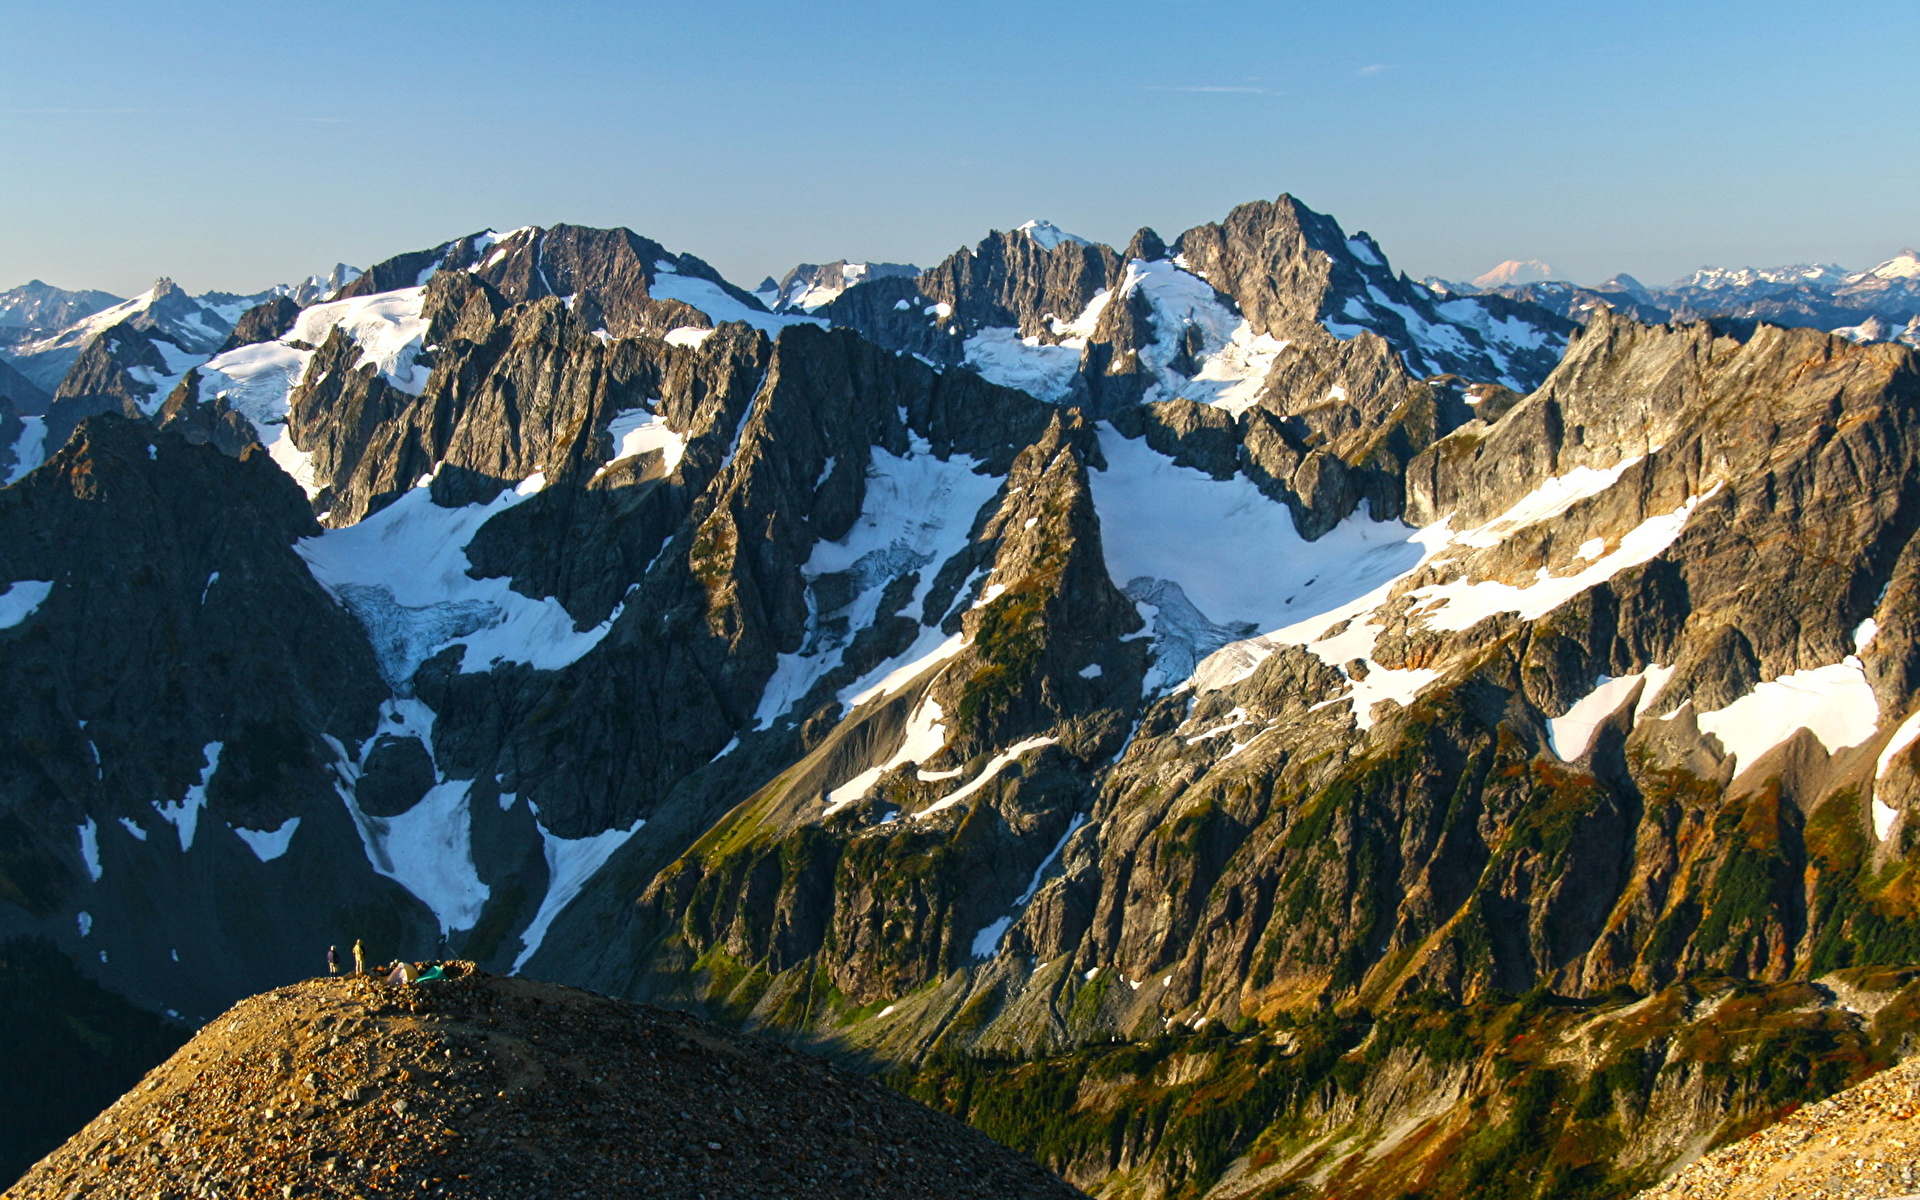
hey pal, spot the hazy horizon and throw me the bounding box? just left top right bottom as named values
left=3, top=0, right=1913, bottom=298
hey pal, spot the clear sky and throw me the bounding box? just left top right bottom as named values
left=3, top=0, right=1914, bottom=298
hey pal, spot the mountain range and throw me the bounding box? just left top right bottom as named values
left=1434, top=250, right=1920, bottom=348
left=5, top=194, right=1920, bottom=1198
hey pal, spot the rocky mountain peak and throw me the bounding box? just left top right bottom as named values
left=1596, top=272, right=1648, bottom=293
left=1122, top=226, right=1166, bottom=262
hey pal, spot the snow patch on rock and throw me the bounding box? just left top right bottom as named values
left=78, top=818, right=101, bottom=883
left=1412, top=484, right=1722, bottom=632
left=513, top=815, right=646, bottom=973
left=0, top=579, right=53, bottom=628
left=154, top=741, right=222, bottom=853
left=231, top=818, right=302, bottom=863
left=1547, top=666, right=1674, bottom=761
left=599, top=406, right=685, bottom=477
left=1697, top=657, right=1880, bottom=776
left=917, top=737, right=1057, bottom=820
left=5, top=416, right=46, bottom=484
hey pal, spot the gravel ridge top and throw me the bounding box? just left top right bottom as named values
left=4, top=966, right=1086, bottom=1200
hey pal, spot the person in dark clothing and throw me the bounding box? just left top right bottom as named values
left=326, top=945, right=338, bottom=976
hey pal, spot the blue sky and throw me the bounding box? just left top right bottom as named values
left=2, top=1, right=1914, bottom=296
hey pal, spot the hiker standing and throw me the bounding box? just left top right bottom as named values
left=352, top=939, right=365, bottom=975
left=326, top=945, right=338, bottom=976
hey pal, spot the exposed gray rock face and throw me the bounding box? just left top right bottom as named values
left=820, top=275, right=955, bottom=362
left=332, top=242, right=457, bottom=299
left=216, top=296, right=299, bottom=352
left=816, top=197, right=1571, bottom=493
left=0, top=357, right=49, bottom=416
left=457, top=224, right=772, bottom=338
left=919, top=228, right=1124, bottom=344
left=153, top=370, right=260, bottom=457
left=41, top=324, right=191, bottom=450
left=1175, top=195, right=1575, bottom=389
left=0, top=415, right=406, bottom=1019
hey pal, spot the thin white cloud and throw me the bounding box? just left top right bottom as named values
left=1144, top=85, right=1271, bottom=95
left=0, top=107, right=153, bottom=115
left=1357, top=64, right=1391, bottom=76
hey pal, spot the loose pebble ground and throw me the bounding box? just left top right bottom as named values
left=1641, top=1055, right=1920, bottom=1200
left=3, top=965, right=1084, bottom=1200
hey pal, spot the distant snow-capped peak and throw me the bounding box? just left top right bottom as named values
left=757, top=260, right=920, bottom=312
left=1016, top=220, right=1091, bottom=251
left=1857, top=249, right=1920, bottom=282
left=1471, top=260, right=1555, bottom=288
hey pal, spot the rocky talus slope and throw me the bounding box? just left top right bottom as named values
left=1639, top=1052, right=1920, bottom=1200
left=898, top=967, right=1920, bottom=1200
left=4, top=969, right=1085, bottom=1200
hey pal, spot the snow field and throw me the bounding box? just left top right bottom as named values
left=755, top=447, right=1002, bottom=728
left=1090, top=428, right=1733, bottom=736
left=1695, top=657, right=1879, bottom=777
left=1092, top=426, right=1428, bottom=643
left=77, top=818, right=101, bottom=882
left=647, top=262, right=822, bottom=339
left=1874, top=709, right=1920, bottom=839
left=6, top=417, right=46, bottom=484
left=1016, top=220, right=1090, bottom=251
left=324, top=698, right=490, bottom=938
left=230, top=818, right=302, bottom=863
left=958, top=257, right=1284, bottom=413
left=1453, top=458, right=1645, bottom=549
left=289, top=287, right=434, bottom=395
left=916, top=737, right=1057, bottom=820
left=296, top=476, right=620, bottom=687
left=823, top=693, right=952, bottom=816
left=1091, top=423, right=1440, bottom=721
left=350, top=780, right=488, bottom=936
left=1412, top=484, right=1723, bottom=632
left=962, top=327, right=1083, bottom=403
